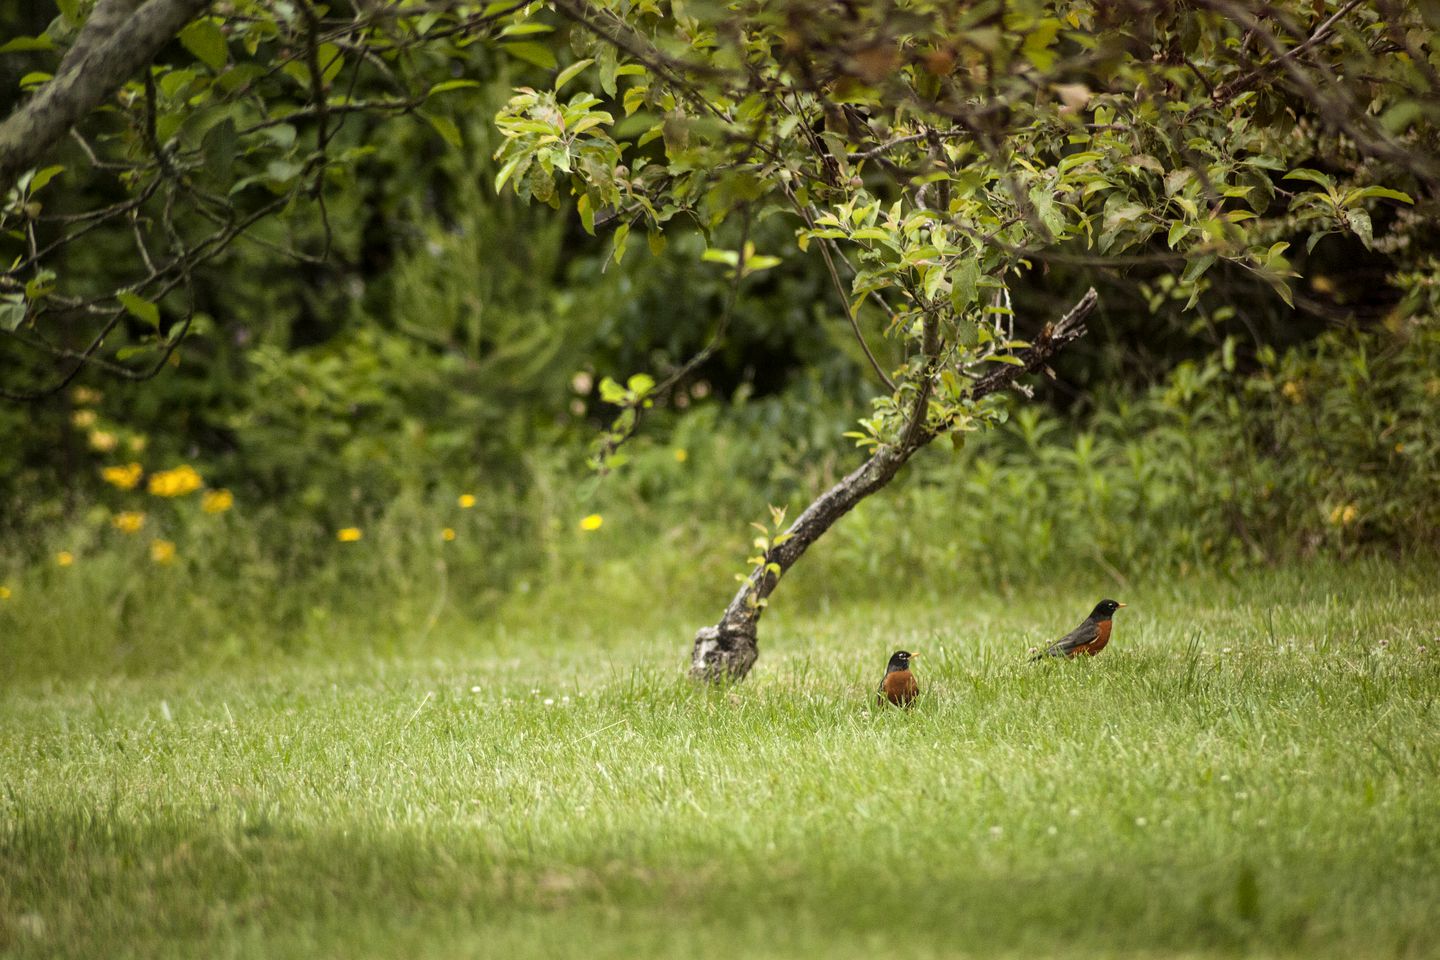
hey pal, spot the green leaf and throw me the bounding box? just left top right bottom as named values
left=626, top=372, right=655, bottom=396
left=1029, top=188, right=1066, bottom=237
left=1344, top=185, right=1414, bottom=206
left=318, top=44, right=343, bottom=85
left=27, top=165, right=64, bottom=193
left=428, top=79, right=481, bottom=96
left=158, top=68, right=197, bottom=99
left=499, top=22, right=555, bottom=36
left=281, top=60, right=310, bottom=89
left=1265, top=274, right=1294, bottom=309
left=1344, top=208, right=1373, bottom=250
left=493, top=155, right=524, bottom=194
left=0, top=296, right=25, bottom=332
left=24, top=268, right=56, bottom=300
left=179, top=20, right=228, bottom=71
left=598, top=44, right=619, bottom=96
left=611, top=222, right=630, bottom=265
left=202, top=119, right=237, bottom=184
left=258, top=124, right=297, bottom=149
left=264, top=158, right=304, bottom=186
left=19, top=72, right=52, bottom=90
left=743, top=254, right=781, bottom=275
left=1021, top=19, right=1061, bottom=71
left=1057, top=151, right=1102, bottom=174
left=0, top=36, right=55, bottom=53
left=555, top=58, right=594, bottom=92
left=954, top=319, right=979, bottom=349
left=1103, top=200, right=1146, bottom=234
left=1181, top=253, right=1216, bottom=285
left=598, top=377, right=627, bottom=404
left=949, top=260, right=980, bottom=310
left=117, top=291, right=160, bottom=330
left=1282, top=168, right=1335, bottom=191
left=576, top=193, right=595, bottom=235
left=701, top=248, right=739, bottom=266
left=504, top=42, right=558, bottom=70
left=421, top=112, right=463, bottom=148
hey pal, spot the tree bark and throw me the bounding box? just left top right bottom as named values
left=0, top=0, right=211, bottom=193
left=689, top=288, right=1099, bottom=681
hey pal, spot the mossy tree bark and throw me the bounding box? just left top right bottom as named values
left=0, top=0, right=211, bottom=193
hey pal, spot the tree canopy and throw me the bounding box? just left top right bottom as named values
left=3, top=0, right=1438, bottom=676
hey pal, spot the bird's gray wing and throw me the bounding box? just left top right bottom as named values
left=1043, top=619, right=1100, bottom=657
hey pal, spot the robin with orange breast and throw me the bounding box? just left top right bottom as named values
left=1032, top=599, right=1127, bottom=660
left=876, top=650, right=919, bottom=706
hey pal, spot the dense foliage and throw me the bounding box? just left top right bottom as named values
left=1, top=1, right=1438, bottom=663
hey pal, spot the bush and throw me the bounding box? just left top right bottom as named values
left=800, top=316, right=1440, bottom=593
left=4, top=306, right=1437, bottom=681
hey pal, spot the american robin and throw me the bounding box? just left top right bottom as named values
left=1032, top=599, right=1127, bottom=660
left=876, top=650, right=919, bottom=706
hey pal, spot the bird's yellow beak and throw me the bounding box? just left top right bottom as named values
left=910, top=652, right=921, bottom=658
left=1117, top=603, right=1128, bottom=608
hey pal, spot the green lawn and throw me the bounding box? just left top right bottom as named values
left=3, top=561, right=1439, bottom=959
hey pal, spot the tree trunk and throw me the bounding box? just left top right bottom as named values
left=689, top=288, right=1099, bottom=682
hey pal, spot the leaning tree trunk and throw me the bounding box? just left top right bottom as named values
left=689, top=288, right=1099, bottom=681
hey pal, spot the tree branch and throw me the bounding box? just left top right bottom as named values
left=0, top=0, right=212, bottom=193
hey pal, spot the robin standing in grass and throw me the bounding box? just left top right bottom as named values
left=1031, top=599, right=1127, bottom=660
left=877, top=650, right=919, bottom=707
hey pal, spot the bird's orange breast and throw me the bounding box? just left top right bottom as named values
left=1076, top=619, right=1112, bottom=655
left=882, top=669, right=918, bottom=705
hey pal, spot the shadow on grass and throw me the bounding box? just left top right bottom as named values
left=3, top=809, right=1435, bottom=960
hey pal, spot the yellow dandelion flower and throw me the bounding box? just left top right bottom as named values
left=1328, top=503, right=1360, bottom=526
left=579, top=513, right=604, bottom=532
left=112, top=511, right=146, bottom=534
left=147, top=464, right=203, bottom=498
left=56, top=551, right=74, bottom=567
left=100, top=462, right=144, bottom=490
left=150, top=539, right=176, bottom=565
left=89, top=430, right=118, bottom=452
left=441, top=527, right=456, bottom=542
left=201, top=489, right=234, bottom=514
left=1394, top=443, right=1405, bottom=454
left=674, top=448, right=688, bottom=463
left=71, top=409, right=97, bottom=428
left=337, top=527, right=363, bottom=542
left=0, top=585, right=11, bottom=600
left=458, top=493, right=477, bottom=509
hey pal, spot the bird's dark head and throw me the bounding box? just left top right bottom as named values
left=886, top=650, right=918, bottom=672
left=1090, top=599, right=1126, bottom=620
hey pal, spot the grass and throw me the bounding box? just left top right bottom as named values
left=3, top=558, right=1439, bottom=959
